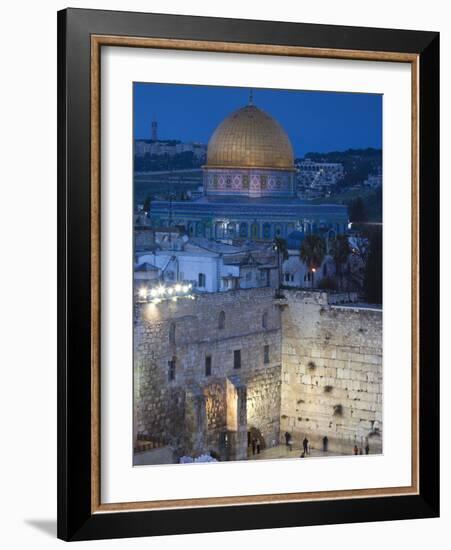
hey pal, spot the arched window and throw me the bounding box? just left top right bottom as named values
left=196, top=222, right=205, bottom=237
left=169, top=322, right=176, bottom=345
left=263, top=223, right=271, bottom=239
left=218, top=311, right=226, bottom=330
left=198, top=273, right=206, bottom=288
left=251, top=223, right=259, bottom=240
left=262, top=312, right=268, bottom=329
left=239, top=223, right=248, bottom=238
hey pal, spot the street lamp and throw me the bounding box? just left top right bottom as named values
left=138, top=287, right=148, bottom=301
left=137, top=281, right=195, bottom=305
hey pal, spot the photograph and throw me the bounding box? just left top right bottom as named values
left=0, top=0, right=442, bottom=545
left=132, top=83, right=383, bottom=466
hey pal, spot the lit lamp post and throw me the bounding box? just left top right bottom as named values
left=138, top=287, right=148, bottom=302
left=137, top=282, right=194, bottom=305
left=272, top=242, right=281, bottom=290
left=311, top=267, right=316, bottom=289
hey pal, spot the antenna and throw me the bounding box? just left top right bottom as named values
left=168, top=159, right=173, bottom=247
left=151, top=114, right=158, bottom=141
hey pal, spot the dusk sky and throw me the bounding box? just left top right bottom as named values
left=134, top=83, right=382, bottom=157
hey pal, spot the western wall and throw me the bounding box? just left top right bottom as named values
left=134, top=287, right=382, bottom=462
left=280, top=291, right=382, bottom=454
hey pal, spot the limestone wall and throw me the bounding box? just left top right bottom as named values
left=280, top=291, right=382, bottom=454
left=246, top=367, right=281, bottom=449
left=134, top=287, right=383, bottom=462
left=134, top=287, right=282, bottom=459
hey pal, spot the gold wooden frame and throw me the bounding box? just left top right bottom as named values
left=90, top=35, right=419, bottom=514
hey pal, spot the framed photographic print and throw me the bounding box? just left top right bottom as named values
left=57, top=8, right=439, bottom=541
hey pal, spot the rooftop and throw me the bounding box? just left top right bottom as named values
left=135, top=261, right=159, bottom=272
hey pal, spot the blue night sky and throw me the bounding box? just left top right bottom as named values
left=134, top=82, right=382, bottom=157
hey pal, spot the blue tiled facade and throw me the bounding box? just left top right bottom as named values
left=150, top=196, right=348, bottom=241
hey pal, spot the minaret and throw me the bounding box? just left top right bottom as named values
left=151, top=116, right=158, bottom=141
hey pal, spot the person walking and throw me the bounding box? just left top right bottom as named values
left=303, top=437, right=309, bottom=455
left=365, top=442, right=370, bottom=455
left=322, top=435, right=329, bottom=453
left=285, top=431, right=291, bottom=447
left=288, top=436, right=293, bottom=452
left=353, top=444, right=359, bottom=455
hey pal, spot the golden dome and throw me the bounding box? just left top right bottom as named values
left=205, top=104, right=295, bottom=170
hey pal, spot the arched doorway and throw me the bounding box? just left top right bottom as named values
left=251, top=223, right=259, bottom=240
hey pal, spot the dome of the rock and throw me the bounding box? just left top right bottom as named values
left=205, top=104, right=294, bottom=170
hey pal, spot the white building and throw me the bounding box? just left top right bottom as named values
left=282, top=253, right=335, bottom=288
left=135, top=236, right=278, bottom=293
left=280, top=231, right=368, bottom=291
left=134, top=139, right=207, bottom=158
left=134, top=262, right=160, bottom=283
left=280, top=230, right=336, bottom=289
left=296, top=159, right=344, bottom=195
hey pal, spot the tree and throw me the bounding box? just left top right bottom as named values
left=364, top=228, right=382, bottom=304
left=330, top=235, right=351, bottom=290
left=299, top=235, right=326, bottom=288
left=348, top=196, right=368, bottom=224
left=273, top=237, right=288, bottom=289
left=318, top=276, right=338, bottom=291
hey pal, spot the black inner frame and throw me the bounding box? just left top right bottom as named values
left=57, top=8, right=439, bottom=541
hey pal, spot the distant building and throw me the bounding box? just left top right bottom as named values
left=296, top=159, right=344, bottom=194
left=134, top=139, right=207, bottom=159
left=151, top=116, right=158, bottom=141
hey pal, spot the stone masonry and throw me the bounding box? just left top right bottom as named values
left=134, top=287, right=282, bottom=461
left=134, top=288, right=382, bottom=462
left=280, top=291, right=382, bottom=454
